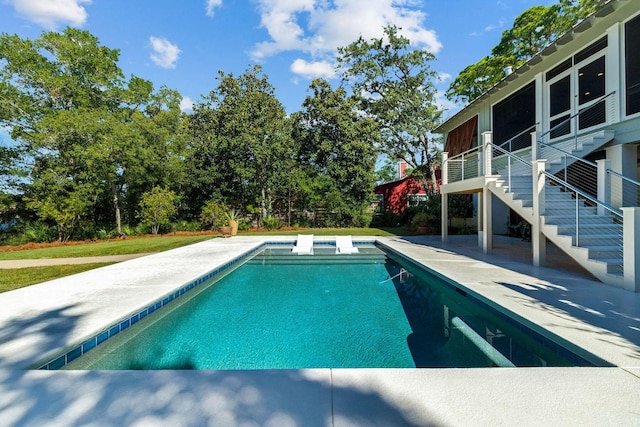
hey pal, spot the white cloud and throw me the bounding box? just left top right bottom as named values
left=436, top=89, right=461, bottom=118
left=149, top=36, right=181, bottom=69
left=251, top=0, right=441, bottom=63
left=205, top=0, right=223, bottom=17
left=6, top=0, right=91, bottom=29
left=438, top=72, right=452, bottom=82
left=180, top=96, right=194, bottom=112
left=290, top=59, right=335, bottom=80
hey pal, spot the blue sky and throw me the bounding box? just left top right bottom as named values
left=0, top=0, right=556, bottom=118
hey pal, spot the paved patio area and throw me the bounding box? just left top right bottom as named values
left=0, top=235, right=639, bottom=426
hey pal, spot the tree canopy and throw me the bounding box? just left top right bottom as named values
left=0, top=24, right=446, bottom=241
left=446, top=0, right=609, bottom=104
left=0, top=28, right=184, bottom=240
left=337, top=25, right=443, bottom=182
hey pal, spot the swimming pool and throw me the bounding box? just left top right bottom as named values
left=45, top=242, right=596, bottom=370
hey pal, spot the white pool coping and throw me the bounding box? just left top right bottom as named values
left=0, top=235, right=639, bottom=426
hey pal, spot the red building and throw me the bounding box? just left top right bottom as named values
left=374, top=163, right=441, bottom=214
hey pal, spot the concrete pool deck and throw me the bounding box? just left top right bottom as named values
left=0, top=235, right=639, bottom=426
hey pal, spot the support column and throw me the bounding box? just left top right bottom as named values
left=622, top=207, right=640, bottom=292
left=482, top=188, right=492, bottom=254
left=483, top=132, right=493, bottom=176
left=606, top=144, right=636, bottom=208
left=481, top=131, right=493, bottom=252
left=532, top=159, right=547, bottom=267
left=596, top=159, right=611, bottom=215
left=441, top=152, right=448, bottom=243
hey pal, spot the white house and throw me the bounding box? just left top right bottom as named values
left=436, top=0, right=640, bottom=291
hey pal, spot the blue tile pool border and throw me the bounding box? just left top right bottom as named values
left=35, top=239, right=376, bottom=370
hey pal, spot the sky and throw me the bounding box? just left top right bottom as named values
left=0, top=0, right=557, bottom=119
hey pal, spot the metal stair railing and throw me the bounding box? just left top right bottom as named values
left=538, top=91, right=616, bottom=152
left=541, top=169, right=623, bottom=269
left=495, top=125, right=538, bottom=154
left=443, top=145, right=482, bottom=184
left=605, top=169, right=640, bottom=210
left=491, top=142, right=533, bottom=192
left=536, top=91, right=617, bottom=201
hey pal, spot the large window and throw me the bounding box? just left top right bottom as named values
left=578, top=55, right=606, bottom=130
left=493, top=82, right=535, bottom=150
left=546, top=36, right=608, bottom=137
left=549, top=75, right=571, bottom=138
left=626, top=15, right=640, bottom=116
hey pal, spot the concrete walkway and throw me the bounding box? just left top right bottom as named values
left=0, top=235, right=638, bottom=426
left=0, top=253, right=153, bottom=269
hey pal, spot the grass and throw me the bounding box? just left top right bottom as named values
left=0, top=263, right=114, bottom=293
left=0, top=227, right=406, bottom=292
left=0, top=234, right=216, bottom=260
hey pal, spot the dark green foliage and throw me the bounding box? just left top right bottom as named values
left=293, top=79, right=379, bottom=227
left=447, top=0, right=609, bottom=104
left=337, top=26, right=443, bottom=183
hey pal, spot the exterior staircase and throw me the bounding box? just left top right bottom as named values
left=488, top=173, right=625, bottom=288
left=541, top=129, right=615, bottom=175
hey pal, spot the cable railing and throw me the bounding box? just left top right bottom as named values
left=542, top=170, right=623, bottom=272
left=606, top=169, right=640, bottom=210
left=537, top=91, right=616, bottom=200
left=538, top=91, right=616, bottom=150
left=491, top=144, right=533, bottom=192
left=444, top=145, right=482, bottom=184
left=495, top=125, right=538, bottom=153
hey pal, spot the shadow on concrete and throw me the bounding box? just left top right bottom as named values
left=0, top=369, right=443, bottom=426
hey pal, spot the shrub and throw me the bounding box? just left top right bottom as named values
left=201, top=200, right=228, bottom=229
left=262, top=215, right=284, bottom=230
left=138, top=187, right=178, bottom=234
left=172, top=220, right=202, bottom=232
left=24, top=221, right=57, bottom=243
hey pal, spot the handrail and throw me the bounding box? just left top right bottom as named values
left=606, top=169, right=640, bottom=187
left=537, top=139, right=598, bottom=167
left=539, top=91, right=616, bottom=141
left=542, top=170, right=622, bottom=217
left=444, top=144, right=481, bottom=162
left=492, top=143, right=532, bottom=167
left=496, top=124, right=538, bottom=151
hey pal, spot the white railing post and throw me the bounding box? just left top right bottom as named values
left=482, top=131, right=492, bottom=176
left=532, top=159, right=547, bottom=267
left=596, top=159, right=611, bottom=215
left=442, top=152, right=449, bottom=185
left=621, top=207, right=640, bottom=292
left=531, top=130, right=539, bottom=161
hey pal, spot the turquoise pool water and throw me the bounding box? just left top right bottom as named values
left=63, top=245, right=588, bottom=370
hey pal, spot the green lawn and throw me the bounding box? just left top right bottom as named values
left=0, top=228, right=406, bottom=293
left=0, top=228, right=404, bottom=260
left=0, top=234, right=216, bottom=260
left=0, top=263, right=114, bottom=293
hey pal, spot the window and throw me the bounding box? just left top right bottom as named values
left=407, top=194, right=427, bottom=207
left=493, top=82, right=535, bottom=150
left=578, top=55, right=606, bottom=129
left=545, top=35, right=608, bottom=137
left=626, top=15, right=640, bottom=116
left=549, top=75, right=571, bottom=138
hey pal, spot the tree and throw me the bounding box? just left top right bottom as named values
left=446, top=0, right=608, bottom=104
left=138, top=186, right=177, bottom=234
left=293, top=79, right=379, bottom=226
left=184, top=66, right=293, bottom=222
left=0, top=28, right=183, bottom=237
left=337, top=25, right=443, bottom=184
